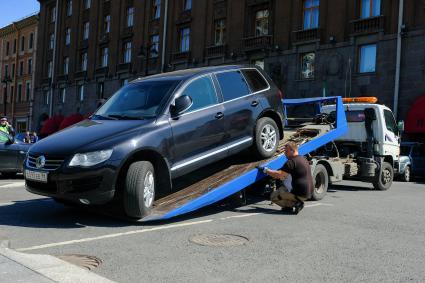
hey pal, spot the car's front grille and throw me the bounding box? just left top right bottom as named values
left=27, top=153, right=65, bottom=171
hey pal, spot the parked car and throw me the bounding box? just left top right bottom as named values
left=398, top=142, right=425, bottom=181
left=0, top=131, right=32, bottom=178
left=24, top=65, right=285, bottom=218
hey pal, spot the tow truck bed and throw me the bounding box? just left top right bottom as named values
left=142, top=97, right=348, bottom=222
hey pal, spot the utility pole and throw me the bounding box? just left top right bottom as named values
left=393, top=0, right=404, bottom=120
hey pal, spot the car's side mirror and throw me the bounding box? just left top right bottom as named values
left=170, top=95, right=193, bottom=117
left=398, top=120, right=405, bottom=133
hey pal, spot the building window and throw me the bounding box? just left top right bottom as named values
left=19, top=61, right=24, bottom=76
left=28, top=59, right=32, bottom=74
left=303, top=0, right=320, bottom=30
left=4, top=65, right=8, bottom=77
left=60, top=88, right=66, bottom=103
left=49, top=33, right=55, bottom=49
left=179, top=27, right=190, bottom=52
left=78, top=85, right=84, bottom=101
left=255, top=10, right=269, bottom=36
left=214, top=19, right=226, bottom=46
left=11, top=64, right=15, bottom=78
left=121, top=79, right=129, bottom=86
left=361, top=0, right=381, bottom=19
left=359, top=44, right=377, bottom=73
left=97, top=82, right=104, bottom=99
left=47, top=61, right=53, bottom=78
left=25, top=82, right=31, bottom=101
left=64, top=57, right=69, bottom=74
left=104, top=15, right=111, bottom=33
left=184, top=0, right=192, bottom=11
left=84, top=0, right=91, bottom=9
left=66, top=0, right=73, bottom=16
left=127, top=7, right=134, bottom=27
left=152, top=0, right=161, bottom=19
left=44, top=90, right=50, bottom=105
left=123, top=42, right=132, bottom=63
left=101, top=47, right=109, bottom=67
left=83, top=22, right=90, bottom=40
left=5, top=42, right=9, bottom=56
left=81, top=52, right=88, bottom=71
left=150, top=35, right=159, bottom=57
left=51, top=6, right=56, bottom=23
left=29, top=33, right=34, bottom=49
left=20, top=36, right=25, bottom=52
left=13, top=39, right=17, bottom=53
left=300, top=52, right=315, bottom=79
left=65, top=28, right=71, bottom=45
left=17, top=84, right=22, bottom=102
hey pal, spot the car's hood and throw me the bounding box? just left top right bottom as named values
left=399, top=155, right=411, bottom=163
left=29, top=119, right=153, bottom=156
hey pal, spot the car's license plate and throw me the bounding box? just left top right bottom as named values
left=25, top=170, right=48, bottom=183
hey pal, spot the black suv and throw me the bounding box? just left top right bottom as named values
left=25, top=65, right=284, bottom=218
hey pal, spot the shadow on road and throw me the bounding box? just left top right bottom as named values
left=328, top=184, right=374, bottom=192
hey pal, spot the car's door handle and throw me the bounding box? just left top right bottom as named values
left=215, top=112, right=224, bottom=119
left=251, top=100, right=259, bottom=107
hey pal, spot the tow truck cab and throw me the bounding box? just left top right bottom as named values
left=321, top=97, right=400, bottom=190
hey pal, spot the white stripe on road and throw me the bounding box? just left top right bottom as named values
left=0, top=182, right=25, bottom=189
left=16, top=202, right=333, bottom=252
left=0, top=198, right=51, bottom=207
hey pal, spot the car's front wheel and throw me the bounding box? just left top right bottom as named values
left=253, top=117, right=280, bottom=159
left=124, top=161, right=156, bottom=219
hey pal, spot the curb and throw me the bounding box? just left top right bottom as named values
left=0, top=239, right=114, bottom=283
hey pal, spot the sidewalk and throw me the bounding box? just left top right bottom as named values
left=0, top=238, right=114, bottom=283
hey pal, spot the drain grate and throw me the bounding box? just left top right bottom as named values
left=189, top=234, right=249, bottom=247
left=56, top=254, right=102, bottom=271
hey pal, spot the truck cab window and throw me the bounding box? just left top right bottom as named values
left=383, top=109, right=399, bottom=136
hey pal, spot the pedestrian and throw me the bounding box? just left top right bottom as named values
left=23, top=131, right=32, bottom=143
left=31, top=132, right=39, bottom=143
left=257, top=141, right=314, bottom=214
left=0, top=117, right=15, bottom=136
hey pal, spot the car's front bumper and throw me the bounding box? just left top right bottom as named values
left=24, top=160, right=121, bottom=205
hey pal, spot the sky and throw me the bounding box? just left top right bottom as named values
left=0, top=0, right=40, bottom=29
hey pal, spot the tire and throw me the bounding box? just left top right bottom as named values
left=311, top=164, right=329, bottom=201
left=373, top=162, right=393, bottom=191
left=253, top=117, right=280, bottom=159
left=124, top=161, right=155, bottom=219
left=1, top=172, right=17, bottom=179
left=400, top=166, right=411, bottom=182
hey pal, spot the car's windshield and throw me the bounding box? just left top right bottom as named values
left=400, top=145, right=411, bottom=156
left=95, top=79, right=180, bottom=120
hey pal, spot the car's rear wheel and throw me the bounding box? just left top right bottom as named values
left=254, top=117, right=280, bottom=159
left=124, top=161, right=155, bottom=219
left=401, top=166, right=411, bottom=182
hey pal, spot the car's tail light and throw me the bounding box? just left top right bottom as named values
left=277, top=89, right=284, bottom=100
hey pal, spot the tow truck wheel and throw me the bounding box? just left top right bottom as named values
left=254, top=117, right=280, bottom=159
left=124, top=161, right=155, bottom=219
left=373, top=162, right=393, bottom=191
left=311, top=164, right=328, bottom=201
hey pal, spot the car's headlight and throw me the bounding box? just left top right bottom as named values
left=68, top=149, right=113, bottom=167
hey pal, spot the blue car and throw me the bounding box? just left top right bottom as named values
left=398, top=142, right=425, bottom=181
left=0, top=131, right=32, bottom=178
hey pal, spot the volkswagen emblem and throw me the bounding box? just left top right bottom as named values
left=36, top=156, right=46, bottom=169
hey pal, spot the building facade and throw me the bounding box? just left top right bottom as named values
left=0, top=15, right=38, bottom=132
left=34, top=0, right=425, bottom=134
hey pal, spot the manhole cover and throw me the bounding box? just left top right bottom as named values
left=189, top=234, right=249, bottom=247
left=56, top=254, right=102, bottom=270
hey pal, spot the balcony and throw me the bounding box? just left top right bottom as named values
left=177, top=10, right=192, bottom=24
left=74, top=71, right=87, bottom=80
left=57, top=74, right=68, bottom=82
left=292, top=28, right=321, bottom=43
left=350, top=16, right=384, bottom=35
left=95, top=67, right=109, bottom=76
left=206, top=44, right=227, bottom=58
left=243, top=35, right=272, bottom=52
left=121, top=27, right=134, bottom=39
left=172, top=51, right=191, bottom=62
left=117, top=63, right=131, bottom=74
left=99, top=33, right=110, bottom=44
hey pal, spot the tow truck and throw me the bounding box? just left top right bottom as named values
left=142, top=96, right=348, bottom=221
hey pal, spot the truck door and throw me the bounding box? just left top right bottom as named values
left=382, top=109, right=400, bottom=159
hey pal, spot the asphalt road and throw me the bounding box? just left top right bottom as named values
left=0, top=176, right=425, bottom=283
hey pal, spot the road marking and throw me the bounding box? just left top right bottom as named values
left=16, top=202, right=333, bottom=252
left=0, top=198, right=51, bottom=207
left=0, top=182, right=25, bottom=189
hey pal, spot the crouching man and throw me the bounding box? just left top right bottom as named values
left=258, top=142, right=313, bottom=214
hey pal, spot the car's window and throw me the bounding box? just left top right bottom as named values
left=181, top=76, right=218, bottom=112
left=96, top=79, right=180, bottom=119
left=384, top=109, right=399, bottom=136
left=216, top=71, right=251, bottom=102
left=0, top=131, right=9, bottom=143
left=413, top=144, right=425, bottom=157
left=242, top=69, right=269, bottom=92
